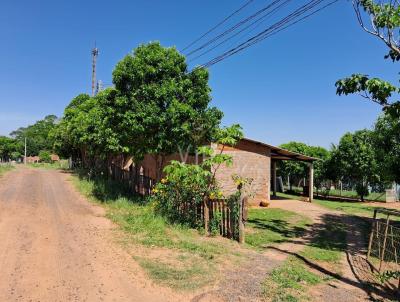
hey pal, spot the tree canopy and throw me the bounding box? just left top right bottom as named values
left=278, top=142, right=330, bottom=190
left=54, top=42, right=225, bottom=179
left=329, top=130, right=379, bottom=201
left=10, top=115, right=58, bottom=156
left=112, top=42, right=223, bottom=178
left=373, top=112, right=400, bottom=183
left=336, top=0, right=400, bottom=118
left=0, top=136, right=22, bottom=161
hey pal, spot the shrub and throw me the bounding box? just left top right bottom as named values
left=39, top=150, right=52, bottom=163
left=150, top=124, right=244, bottom=230
left=151, top=147, right=228, bottom=229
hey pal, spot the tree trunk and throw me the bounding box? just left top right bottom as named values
left=154, top=154, right=166, bottom=182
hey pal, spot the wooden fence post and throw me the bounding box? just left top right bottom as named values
left=367, top=209, right=378, bottom=260
left=204, top=199, right=209, bottom=235
left=379, top=214, right=391, bottom=272
left=238, top=192, right=245, bottom=244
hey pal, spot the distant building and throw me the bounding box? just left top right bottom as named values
left=51, top=154, right=60, bottom=162
left=25, top=156, right=40, bottom=164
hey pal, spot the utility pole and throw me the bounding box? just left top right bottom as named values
left=24, top=137, right=27, bottom=165
left=91, top=43, right=99, bottom=96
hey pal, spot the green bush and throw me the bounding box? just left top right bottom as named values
left=39, top=150, right=52, bottom=163
left=150, top=148, right=227, bottom=229
left=150, top=125, right=244, bottom=230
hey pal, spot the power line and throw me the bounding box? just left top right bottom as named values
left=182, top=0, right=255, bottom=52
left=188, top=0, right=293, bottom=63
left=186, top=0, right=286, bottom=57
left=200, top=0, right=339, bottom=68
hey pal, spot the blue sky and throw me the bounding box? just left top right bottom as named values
left=0, top=0, right=396, bottom=148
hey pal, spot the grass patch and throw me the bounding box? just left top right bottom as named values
left=300, top=216, right=347, bottom=264
left=263, top=257, right=324, bottom=302
left=28, top=160, right=69, bottom=170
left=70, top=172, right=240, bottom=290
left=286, top=186, right=386, bottom=202
left=277, top=192, right=385, bottom=218
left=0, top=164, right=14, bottom=176
left=134, top=256, right=214, bottom=290
left=246, top=208, right=312, bottom=249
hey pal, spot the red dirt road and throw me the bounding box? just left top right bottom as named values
left=0, top=167, right=182, bottom=302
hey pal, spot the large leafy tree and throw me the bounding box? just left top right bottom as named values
left=373, top=112, right=400, bottom=184
left=336, top=0, right=400, bottom=118
left=278, top=142, right=330, bottom=191
left=53, top=91, right=123, bottom=167
left=10, top=115, right=58, bottom=156
left=335, top=0, right=400, bottom=184
left=112, top=42, right=223, bottom=179
left=0, top=136, right=22, bottom=161
left=331, top=130, right=379, bottom=201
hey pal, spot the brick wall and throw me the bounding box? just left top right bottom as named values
left=123, top=139, right=272, bottom=206
left=138, top=153, right=202, bottom=180
left=212, top=140, right=271, bottom=206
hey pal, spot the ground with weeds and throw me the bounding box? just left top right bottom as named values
left=0, top=164, right=14, bottom=176
left=71, top=173, right=248, bottom=292
left=32, top=167, right=393, bottom=301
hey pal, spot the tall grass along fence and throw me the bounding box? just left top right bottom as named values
left=76, top=161, right=246, bottom=243
left=367, top=208, right=400, bottom=292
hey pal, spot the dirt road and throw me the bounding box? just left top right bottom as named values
left=0, top=167, right=183, bottom=302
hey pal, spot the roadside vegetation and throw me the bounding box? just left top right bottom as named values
left=70, top=172, right=244, bottom=290
left=2, top=1, right=400, bottom=298
left=28, top=160, right=69, bottom=170
left=0, top=164, right=14, bottom=176
left=71, top=170, right=348, bottom=295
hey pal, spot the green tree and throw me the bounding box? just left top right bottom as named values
left=336, top=1, right=400, bottom=186
left=373, top=112, right=400, bottom=184
left=151, top=124, right=243, bottom=231
left=112, top=42, right=223, bottom=180
left=331, top=130, right=379, bottom=201
left=278, top=142, right=329, bottom=191
left=10, top=115, right=58, bottom=156
left=336, top=1, right=400, bottom=118
left=0, top=136, right=22, bottom=161
left=39, top=150, right=52, bottom=163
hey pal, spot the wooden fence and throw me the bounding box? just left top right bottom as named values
left=172, top=198, right=243, bottom=241
left=103, top=163, right=245, bottom=242
left=109, top=164, right=154, bottom=196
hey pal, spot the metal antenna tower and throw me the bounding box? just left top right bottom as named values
left=95, top=80, right=103, bottom=95
left=91, top=43, right=99, bottom=96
